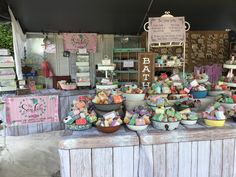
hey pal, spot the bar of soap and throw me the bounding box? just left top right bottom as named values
left=155, top=107, right=165, bottom=114
left=129, top=117, right=135, bottom=125
left=225, top=98, right=234, bottom=104
left=215, top=111, right=226, bottom=120
left=166, top=109, right=175, bottom=117
left=153, top=114, right=164, bottom=122
left=213, top=102, right=221, bottom=109
left=175, top=112, right=182, bottom=121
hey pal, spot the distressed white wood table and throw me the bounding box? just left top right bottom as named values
left=58, top=127, right=139, bottom=177
left=138, top=119, right=236, bottom=177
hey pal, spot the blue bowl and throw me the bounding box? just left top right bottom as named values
left=190, top=90, right=207, bottom=99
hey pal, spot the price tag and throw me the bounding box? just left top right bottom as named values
left=123, top=60, right=134, bottom=68
left=78, top=48, right=87, bottom=54
left=103, top=111, right=116, bottom=119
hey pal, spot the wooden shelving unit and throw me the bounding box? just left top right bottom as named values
left=113, top=48, right=145, bottom=84
left=76, top=53, right=91, bottom=87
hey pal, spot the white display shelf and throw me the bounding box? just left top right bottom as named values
left=208, top=90, right=228, bottom=97
left=0, top=86, right=17, bottom=92
left=0, top=75, right=15, bottom=80
left=223, top=64, right=236, bottom=69
left=155, top=63, right=183, bottom=68
left=96, top=84, right=118, bottom=90
left=76, top=62, right=89, bottom=66
left=76, top=82, right=91, bottom=86
left=0, top=63, right=14, bottom=67
left=76, top=73, right=90, bottom=77
left=97, top=64, right=116, bottom=71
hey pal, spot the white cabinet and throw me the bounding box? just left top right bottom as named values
left=0, top=55, right=17, bottom=92
left=76, top=54, right=91, bottom=87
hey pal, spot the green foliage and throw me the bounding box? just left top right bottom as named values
left=0, top=23, right=13, bottom=54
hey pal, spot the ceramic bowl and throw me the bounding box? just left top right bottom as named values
left=93, top=102, right=122, bottom=112
left=126, top=124, right=148, bottom=131
left=124, top=100, right=145, bottom=111
left=197, top=78, right=208, bottom=84
left=66, top=123, right=92, bottom=131
left=152, top=120, right=180, bottom=131
left=181, top=119, right=197, bottom=125
left=204, top=119, right=225, bottom=127
left=221, top=103, right=236, bottom=110
left=96, top=125, right=121, bottom=133
left=123, top=93, right=145, bottom=101
left=208, top=90, right=227, bottom=97
left=190, top=90, right=208, bottom=99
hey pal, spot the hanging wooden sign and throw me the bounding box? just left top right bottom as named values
left=138, top=53, right=155, bottom=87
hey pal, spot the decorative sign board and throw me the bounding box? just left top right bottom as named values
left=63, top=33, right=97, bottom=53
left=6, top=95, right=59, bottom=125
left=148, top=17, right=185, bottom=43
left=138, top=53, right=155, bottom=87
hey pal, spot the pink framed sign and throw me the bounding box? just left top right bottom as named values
left=6, top=95, right=59, bottom=125
left=63, top=33, right=97, bottom=53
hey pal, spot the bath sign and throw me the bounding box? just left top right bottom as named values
left=138, top=53, right=155, bottom=87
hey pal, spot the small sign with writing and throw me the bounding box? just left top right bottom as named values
left=123, top=60, right=134, bottom=68
left=148, top=16, right=185, bottom=43
left=138, top=53, right=155, bottom=87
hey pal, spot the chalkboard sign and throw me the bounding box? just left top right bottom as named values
left=148, top=17, right=185, bottom=43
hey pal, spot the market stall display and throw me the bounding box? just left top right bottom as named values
left=96, top=56, right=118, bottom=90
left=202, top=102, right=226, bottom=127
left=121, top=85, right=146, bottom=110
left=207, top=83, right=228, bottom=96
left=174, top=98, right=201, bottom=112
left=221, top=56, right=236, bottom=88
left=216, top=93, right=236, bottom=110
left=96, top=111, right=123, bottom=133
left=180, top=108, right=198, bottom=125
left=190, top=85, right=208, bottom=98
left=187, top=73, right=209, bottom=84
left=63, top=96, right=97, bottom=131
left=124, top=106, right=152, bottom=131
left=57, top=80, right=77, bottom=90
left=152, top=107, right=183, bottom=130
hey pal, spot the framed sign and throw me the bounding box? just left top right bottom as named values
left=148, top=17, right=185, bottom=43
left=6, top=95, right=59, bottom=125
left=138, top=53, right=155, bottom=87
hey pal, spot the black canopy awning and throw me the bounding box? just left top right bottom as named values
left=1, top=0, right=236, bottom=34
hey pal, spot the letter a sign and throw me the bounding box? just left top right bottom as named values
left=138, top=53, right=155, bottom=87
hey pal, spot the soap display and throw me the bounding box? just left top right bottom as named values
left=63, top=96, right=97, bottom=131
left=124, top=106, right=152, bottom=131
left=202, top=102, right=226, bottom=127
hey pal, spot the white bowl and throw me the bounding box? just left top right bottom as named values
left=152, top=121, right=180, bottom=131
left=197, top=78, right=208, bottom=84
left=126, top=124, right=148, bottom=131
left=181, top=119, right=197, bottom=125
left=124, top=100, right=145, bottom=110
left=123, top=93, right=145, bottom=101
left=208, top=90, right=227, bottom=97
left=221, top=103, right=236, bottom=110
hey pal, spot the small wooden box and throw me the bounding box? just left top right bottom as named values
left=16, top=88, right=31, bottom=95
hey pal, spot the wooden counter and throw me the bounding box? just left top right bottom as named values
left=58, top=120, right=236, bottom=177
left=137, top=120, right=236, bottom=177
left=59, top=127, right=139, bottom=177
